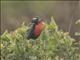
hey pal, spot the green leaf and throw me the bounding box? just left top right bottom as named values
left=75, top=32, right=80, bottom=36
left=75, top=19, right=80, bottom=24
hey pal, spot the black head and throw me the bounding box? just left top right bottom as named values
left=32, top=16, right=41, bottom=24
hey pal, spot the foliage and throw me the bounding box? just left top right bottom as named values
left=75, top=19, right=80, bottom=36
left=75, top=19, right=80, bottom=25
left=1, top=17, right=80, bottom=60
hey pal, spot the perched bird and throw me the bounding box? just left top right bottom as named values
left=27, top=17, right=45, bottom=40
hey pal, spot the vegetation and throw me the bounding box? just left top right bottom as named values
left=1, top=17, right=80, bottom=60
left=75, top=19, right=80, bottom=36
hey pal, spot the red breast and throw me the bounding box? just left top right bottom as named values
left=34, top=22, right=45, bottom=37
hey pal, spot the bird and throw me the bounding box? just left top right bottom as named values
left=27, top=16, right=45, bottom=40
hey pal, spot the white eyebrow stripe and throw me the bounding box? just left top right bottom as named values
left=33, top=18, right=37, bottom=20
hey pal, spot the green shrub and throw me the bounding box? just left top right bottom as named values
left=75, top=19, right=80, bottom=36
left=1, top=17, right=80, bottom=60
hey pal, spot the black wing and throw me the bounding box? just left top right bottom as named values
left=27, top=23, right=35, bottom=39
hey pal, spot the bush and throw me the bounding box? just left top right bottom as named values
left=75, top=19, right=80, bottom=36
left=1, top=17, right=80, bottom=60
